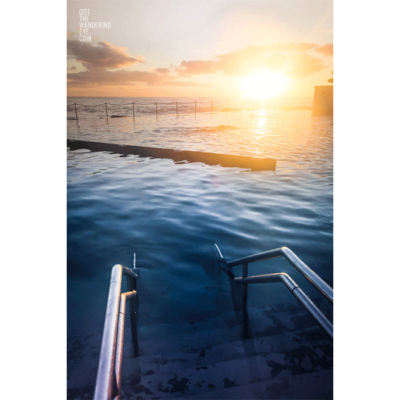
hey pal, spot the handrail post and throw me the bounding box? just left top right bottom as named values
left=126, top=275, right=139, bottom=357
left=242, top=262, right=249, bottom=338
left=242, top=262, right=248, bottom=309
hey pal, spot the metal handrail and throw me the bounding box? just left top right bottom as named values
left=215, top=243, right=333, bottom=339
left=225, top=246, right=333, bottom=303
left=94, top=264, right=139, bottom=400
left=234, top=273, right=333, bottom=338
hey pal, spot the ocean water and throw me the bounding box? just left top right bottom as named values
left=67, top=97, right=333, bottom=393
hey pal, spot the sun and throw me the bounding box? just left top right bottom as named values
left=241, top=70, right=289, bottom=100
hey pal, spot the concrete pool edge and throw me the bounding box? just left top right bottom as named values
left=67, top=139, right=277, bottom=171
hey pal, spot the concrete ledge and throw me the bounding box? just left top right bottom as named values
left=67, top=139, right=277, bottom=171
left=313, top=85, right=333, bottom=115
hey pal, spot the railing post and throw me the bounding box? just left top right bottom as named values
left=126, top=276, right=139, bottom=357
left=242, top=262, right=249, bottom=338
left=242, top=262, right=248, bottom=309
left=74, top=103, right=79, bottom=124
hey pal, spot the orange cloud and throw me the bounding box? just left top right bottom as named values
left=67, top=38, right=145, bottom=70
left=67, top=40, right=332, bottom=92
left=275, top=53, right=328, bottom=79
left=154, top=68, right=171, bottom=74
left=315, top=43, right=333, bottom=57
left=67, top=69, right=200, bottom=86
left=177, top=60, right=218, bottom=75
left=177, top=43, right=328, bottom=79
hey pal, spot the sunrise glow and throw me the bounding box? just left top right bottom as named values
left=241, top=70, right=290, bottom=100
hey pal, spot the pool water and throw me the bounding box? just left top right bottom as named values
left=67, top=107, right=333, bottom=397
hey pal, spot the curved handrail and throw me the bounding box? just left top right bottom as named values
left=94, top=265, right=138, bottom=400
left=115, top=291, right=138, bottom=398
left=225, top=246, right=333, bottom=303
left=234, top=273, right=333, bottom=338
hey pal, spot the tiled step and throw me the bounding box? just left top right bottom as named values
left=119, top=329, right=332, bottom=399
left=124, top=324, right=331, bottom=374
left=127, top=305, right=325, bottom=358
left=183, top=369, right=333, bottom=400
left=67, top=304, right=332, bottom=398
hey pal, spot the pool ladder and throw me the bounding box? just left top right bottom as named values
left=214, top=244, right=333, bottom=338
left=94, top=246, right=333, bottom=400
left=93, top=264, right=139, bottom=400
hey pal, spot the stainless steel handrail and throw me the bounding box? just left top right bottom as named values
left=234, top=273, right=333, bottom=338
left=225, top=246, right=333, bottom=303
left=94, top=264, right=139, bottom=400
left=215, top=243, right=333, bottom=339
left=115, top=291, right=138, bottom=399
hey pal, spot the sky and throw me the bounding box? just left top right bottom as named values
left=67, top=0, right=333, bottom=98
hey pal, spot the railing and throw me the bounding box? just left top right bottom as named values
left=67, top=99, right=313, bottom=123
left=93, top=246, right=331, bottom=399
left=215, top=244, right=333, bottom=339
left=93, top=264, right=139, bottom=400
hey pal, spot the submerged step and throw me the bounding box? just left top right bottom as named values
left=67, top=309, right=332, bottom=399
left=119, top=326, right=332, bottom=399
left=67, top=139, right=277, bottom=171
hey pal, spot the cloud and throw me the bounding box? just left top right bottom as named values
left=315, top=43, right=333, bottom=57
left=67, top=40, right=331, bottom=90
left=273, top=53, right=327, bottom=79
left=176, top=43, right=327, bottom=79
left=154, top=68, right=171, bottom=74
left=262, top=43, right=319, bottom=52
left=177, top=60, right=218, bottom=75
left=67, top=69, right=200, bottom=87
left=67, top=38, right=145, bottom=70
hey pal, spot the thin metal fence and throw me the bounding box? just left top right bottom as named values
left=67, top=99, right=312, bottom=122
